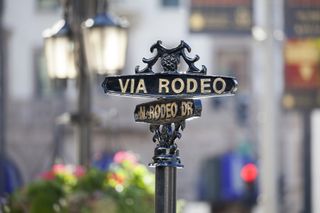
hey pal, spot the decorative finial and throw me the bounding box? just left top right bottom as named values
left=135, top=40, right=207, bottom=75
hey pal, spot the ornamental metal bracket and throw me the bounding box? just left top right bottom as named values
left=135, top=40, right=207, bottom=75
left=148, top=121, right=185, bottom=168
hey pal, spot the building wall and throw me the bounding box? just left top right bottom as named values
left=4, top=0, right=60, bottom=99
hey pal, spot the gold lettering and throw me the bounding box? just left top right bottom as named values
left=166, top=103, right=172, bottom=119
left=154, top=105, right=161, bottom=119
left=130, top=79, right=135, bottom=93
left=213, top=78, right=226, bottom=94
left=187, top=78, right=197, bottom=93
left=171, top=103, right=178, bottom=118
left=172, top=78, right=185, bottom=94
left=135, top=79, right=147, bottom=93
left=187, top=102, right=193, bottom=115
left=119, top=79, right=130, bottom=93
left=159, top=79, right=170, bottom=93
left=160, top=104, right=166, bottom=119
left=141, top=102, right=181, bottom=121
left=181, top=101, right=193, bottom=116
left=200, top=78, right=211, bottom=93
left=181, top=102, right=187, bottom=116
left=138, top=106, right=146, bottom=120
left=149, top=106, right=155, bottom=119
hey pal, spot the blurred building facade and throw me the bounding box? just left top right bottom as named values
left=2, top=0, right=309, bottom=212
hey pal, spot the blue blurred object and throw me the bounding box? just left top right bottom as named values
left=220, top=152, right=244, bottom=201
left=197, top=150, right=258, bottom=204
left=0, top=157, right=23, bottom=196
left=92, top=151, right=114, bottom=171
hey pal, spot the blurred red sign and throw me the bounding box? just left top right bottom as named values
left=283, top=39, right=320, bottom=109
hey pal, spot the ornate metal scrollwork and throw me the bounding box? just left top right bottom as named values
left=134, top=41, right=209, bottom=168
left=135, top=40, right=207, bottom=75
left=148, top=121, right=185, bottom=168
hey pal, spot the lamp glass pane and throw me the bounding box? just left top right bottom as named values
left=83, top=26, right=128, bottom=75
left=44, top=36, right=77, bottom=79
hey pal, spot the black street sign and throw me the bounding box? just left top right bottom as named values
left=283, top=90, right=320, bottom=110
left=102, top=73, right=237, bottom=98
left=134, top=99, right=202, bottom=125
left=102, top=41, right=238, bottom=99
left=189, top=0, right=253, bottom=35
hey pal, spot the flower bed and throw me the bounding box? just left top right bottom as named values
left=5, top=151, right=155, bottom=213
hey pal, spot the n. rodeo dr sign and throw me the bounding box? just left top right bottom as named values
left=134, top=99, right=202, bottom=124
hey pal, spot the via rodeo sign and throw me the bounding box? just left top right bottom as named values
left=102, top=40, right=238, bottom=125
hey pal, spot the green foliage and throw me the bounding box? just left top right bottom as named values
left=8, top=178, right=69, bottom=213
left=27, top=181, right=66, bottom=213
left=74, top=169, right=106, bottom=193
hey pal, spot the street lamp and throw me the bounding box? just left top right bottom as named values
left=42, top=0, right=76, bottom=79
left=43, top=0, right=128, bottom=167
left=82, top=1, right=128, bottom=75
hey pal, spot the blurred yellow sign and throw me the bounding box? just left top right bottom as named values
left=283, top=39, right=320, bottom=109
left=284, top=39, right=320, bottom=90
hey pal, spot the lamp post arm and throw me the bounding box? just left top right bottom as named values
left=97, top=0, right=108, bottom=14
left=60, top=0, right=70, bottom=20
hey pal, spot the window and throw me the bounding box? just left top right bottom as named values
left=162, top=0, right=179, bottom=7
left=36, top=0, right=59, bottom=11
left=215, top=47, right=251, bottom=93
left=33, top=48, right=54, bottom=98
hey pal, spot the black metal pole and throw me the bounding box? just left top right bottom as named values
left=70, top=0, right=97, bottom=167
left=155, top=167, right=177, bottom=213
left=303, top=110, right=312, bottom=213
left=149, top=123, right=185, bottom=213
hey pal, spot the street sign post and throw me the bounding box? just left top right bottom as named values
left=102, top=40, right=238, bottom=213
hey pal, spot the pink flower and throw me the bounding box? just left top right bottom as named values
left=73, top=166, right=86, bottom=178
left=113, top=151, right=137, bottom=164
left=52, top=164, right=66, bottom=174
left=39, top=164, right=65, bottom=180
left=40, top=171, right=55, bottom=180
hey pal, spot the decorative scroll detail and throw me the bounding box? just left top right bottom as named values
left=148, top=121, right=186, bottom=168
left=150, top=121, right=186, bottom=146
left=135, top=40, right=207, bottom=75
